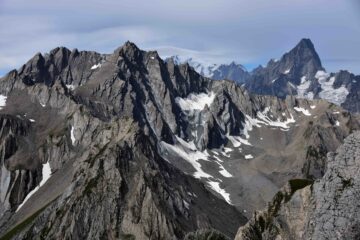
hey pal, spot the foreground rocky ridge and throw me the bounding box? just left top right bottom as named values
left=0, top=42, right=246, bottom=239
left=235, top=131, right=360, bottom=239
left=0, top=41, right=358, bottom=239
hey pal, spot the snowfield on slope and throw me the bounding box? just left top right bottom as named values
left=160, top=136, right=234, bottom=204
left=175, top=92, right=216, bottom=111
left=0, top=95, right=7, bottom=110
left=294, top=107, right=311, bottom=116
left=316, top=70, right=349, bottom=105
left=207, top=181, right=232, bottom=204
left=91, top=63, right=101, bottom=70
left=297, top=76, right=314, bottom=100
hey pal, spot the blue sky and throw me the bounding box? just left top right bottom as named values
left=1, top=0, right=360, bottom=76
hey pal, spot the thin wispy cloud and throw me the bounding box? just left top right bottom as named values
left=0, top=0, right=359, bottom=76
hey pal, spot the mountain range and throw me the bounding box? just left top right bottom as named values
left=0, top=41, right=359, bottom=239
left=171, top=39, right=360, bottom=113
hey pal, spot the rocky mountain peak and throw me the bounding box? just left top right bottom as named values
left=48, top=46, right=72, bottom=70
left=26, top=52, right=45, bottom=68
left=245, top=38, right=326, bottom=99
left=49, top=46, right=71, bottom=56
left=114, top=41, right=143, bottom=61
left=280, top=38, right=324, bottom=76
left=296, top=38, right=316, bottom=51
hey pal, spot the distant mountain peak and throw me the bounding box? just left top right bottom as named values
left=297, top=38, right=315, bottom=49
left=285, top=38, right=323, bottom=72
left=114, top=41, right=142, bottom=60
left=165, top=55, right=249, bottom=84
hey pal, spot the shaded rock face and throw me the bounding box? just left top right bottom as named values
left=235, top=131, right=360, bottom=240
left=0, top=116, right=40, bottom=216
left=7, top=124, right=245, bottom=240
left=0, top=41, right=358, bottom=239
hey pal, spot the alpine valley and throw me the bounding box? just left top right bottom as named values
left=0, top=40, right=359, bottom=240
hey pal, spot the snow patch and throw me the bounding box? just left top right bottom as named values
left=310, top=105, right=316, bottom=109
left=213, top=154, right=223, bottom=163
left=16, top=162, right=52, bottom=212
left=161, top=136, right=232, bottom=203
left=91, top=63, right=101, bottom=70
left=183, top=200, right=190, bottom=209
left=0, top=95, right=7, bottom=110
left=231, top=109, right=295, bottom=144
left=160, top=137, right=211, bottom=179
left=29, top=119, right=35, bottom=122
left=70, top=126, right=76, bottom=145
left=335, top=120, right=340, bottom=126
left=214, top=158, right=233, bottom=178
left=256, top=108, right=296, bottom=129
left=284, top=68, right=291, bottom=74
left=227, top=135, right=251, bottom=147
left=294, top=107, right=311, bottom=116
left=207, top=181, right=231, bottom=204
left=221, top=151, right=230, bottom=158
left=219, top=166, right=233, bottom=177
left=223, top=147, right=233, bottom=153
left=245, top=154, right=253, bottom=159
left=66, top=84, right=76, bottom=90
left=176, top=92, right=216, bottom=111
left=212, top=150, right=219, bottom=156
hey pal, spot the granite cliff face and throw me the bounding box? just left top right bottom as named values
left=235, top=131, right=360, bottom=240
left=0, top=41, right=358, bottom=239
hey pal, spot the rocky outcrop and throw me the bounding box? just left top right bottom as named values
left=235, top=131, right=360, bottom=240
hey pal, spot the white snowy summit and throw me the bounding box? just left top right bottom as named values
left=166, top=55, right=250, bottom=84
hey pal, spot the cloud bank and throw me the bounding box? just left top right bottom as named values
left=0, top=0, right=359, bottom=76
